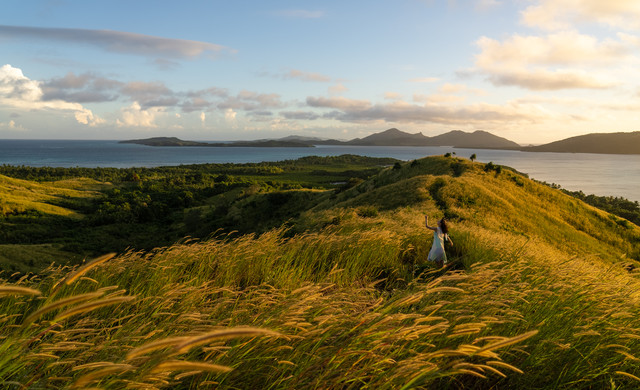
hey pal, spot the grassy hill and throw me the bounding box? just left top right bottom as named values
left=1, top=156, right=640, bottom=388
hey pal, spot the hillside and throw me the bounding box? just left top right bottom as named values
left=524, top=131, right=640, bottom=154
left=1, top=157, right=640, bottom=388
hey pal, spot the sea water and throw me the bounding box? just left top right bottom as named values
left=0, top=140, right=638, bottom=202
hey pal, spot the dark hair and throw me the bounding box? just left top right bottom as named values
left=439, top=218, right=449, bottom=235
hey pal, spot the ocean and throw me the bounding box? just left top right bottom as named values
left=1, top=139, right=639, bottom=202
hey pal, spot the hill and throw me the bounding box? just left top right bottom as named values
left=523, top=131, right=640, bottom=154
left=1, top=156, right=640, bottom=388
left=429, top=129, right=520, bottom=148
left=328, top=128, right=521, bottom=149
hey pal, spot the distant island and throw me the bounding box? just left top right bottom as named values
left=120, top=137, right=313, bottom=148
left=121, top=129, right=640, bottom=154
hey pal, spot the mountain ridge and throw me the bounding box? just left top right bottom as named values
left=523, top=131, right=640, bottom=154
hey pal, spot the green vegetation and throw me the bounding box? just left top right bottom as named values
left=564, top=190, right=640, bottom=227
left=0, top=155, right=397, bottom=271
left=1, top=155, right=640, bottom=388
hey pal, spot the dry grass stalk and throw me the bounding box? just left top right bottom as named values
left=64, top=253, right=117, bottom=286
left=126, top=336, right=191, bottom=361
left=53, top=296, right=136, bottom=322
left=473, top=330, right=538, bottom=355
left=150, top=360, right=233, bottom=374
left=71, top=364, right=134, bottom=388
left=616, top=371, right=640, bottom=381
left=175, top=328, right=280, bottom=354
left=22, top=291, right=104, bottom=325
left=0, top=285, right=41, bottom=297
left=486, top=360, right=524, bottom=374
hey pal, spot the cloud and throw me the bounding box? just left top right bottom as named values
left=120, top=81, right=178, bottom=108
left=413, top=93, right=466, bottom=104
left=281, top=111, right=321, bottom=120
left=476, top=32, right=630, bottom=67
left=200, top=112, right=206, bottom=125
left=0, top=25, right=231, bottom=59
left=521, top=0, right=640, bottom=31
left=181, top=97, right=213, bottom=113
left=0, top=64, right=103, bottom=126
left=474, top=32, right=626, bottom=90
left=224, top=108, right=237, bottom=123
left=275, top=10, right=325, bottom=19
left=437, top=83, right=486, bottom=95
left=484, top=69, right=613, bottom=90
left=283, top=69, right=331, bottom=82
left=41, top=72, right=122, bottom=103
left=116, top=102, right=161, bottom=128
left=0, top=119, right=25, bottom=131
left=384, top=92, right=403, bottom=100
left=218, top=90, right=284, bottom=111
left=307, top=96, right=372, bottom=111
left=306, top=95, right=557, bottom=125
left=328, top=83, right=348, bottom=95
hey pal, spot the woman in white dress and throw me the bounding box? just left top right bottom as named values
left=425, top=216, right=453, bottom=268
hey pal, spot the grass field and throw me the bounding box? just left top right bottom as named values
left=1, top=156, right=640, bottom=388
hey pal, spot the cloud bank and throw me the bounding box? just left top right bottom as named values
left=0, top=25, right=231, bottom=59
left=0, top=64, right=103, bottom=126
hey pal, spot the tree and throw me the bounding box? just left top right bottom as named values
left=470, top=153, right=477, bottom=162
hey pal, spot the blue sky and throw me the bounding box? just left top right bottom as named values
left=2, top=0, right=640, bottom=144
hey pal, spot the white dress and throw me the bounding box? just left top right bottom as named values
left=428, top=227, right=448, bottom=263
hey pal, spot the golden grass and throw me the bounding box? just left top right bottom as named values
left=0, top=285, right=41, bottom=296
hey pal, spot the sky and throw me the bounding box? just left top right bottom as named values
left=1, top=0, right=640, bottom=144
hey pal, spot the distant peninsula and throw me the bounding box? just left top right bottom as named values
left=119, top=137, right=313, bottom=148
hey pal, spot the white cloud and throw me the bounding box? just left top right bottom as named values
left=116, top=102, right=161, bottom=128
left=521, top=0, right=640, bottom=31
left=0, top=64, right=103, bottom=126
left=307, top=96, right=372, bottom=111
left=0, top=25, right=231, bottom=59
left=438, top=83, right=486, bottom=95
left=328, top=83, right=348, bottom=95
left=384, top=92, right=403, bottom=100
left=283, top=69, right=331, bottom=82
left=200, top=112, right=206, bottom=125
left=0, top=119, right=25, bottom=131
left=224, top=108, right=237, bottom=122
left=474, top=32, right=629, bottom=90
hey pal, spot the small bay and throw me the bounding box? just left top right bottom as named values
left=0, top=139, right=638, bottom=202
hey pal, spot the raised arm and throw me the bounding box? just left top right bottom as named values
left=424, top=215, right=437, bottom=231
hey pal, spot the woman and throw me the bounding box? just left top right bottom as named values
left=425, top=216, right=453, bottom=268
